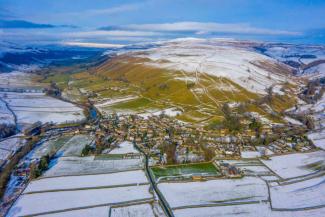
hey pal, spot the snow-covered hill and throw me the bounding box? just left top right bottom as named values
left=129, top=38, right=294, bottom=94
left=0, top=41, right=105, bottom=73
left=252, top=43, right=325, bottom=79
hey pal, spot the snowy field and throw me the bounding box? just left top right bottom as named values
left=239, top=166, right=273, bottom=176
left=0, top=149, right=11, bottom=162
left=304, top=63, right=325, bottom=79
left=294, top=94, right=324, bottom=114
left=0, top=72, right=43, bottom=88
left=241, top=151, right=261, bottom=158
left=43, top=156, right=144, bottom=177
left=158, top=177, right=268, bottom=208
left=7, top=185, right=152, bottom=217
left=110, top=141, right=139, bottom=154
left=270, top=176, right=325, bottom=209
left=0, top=136, right=24, bottom=152
left=30, top=136, right=73, bottom=159
left=261, top=44, right=325, bottom=66
left=261, top=151, right=325, bottom=179
left=284, top=116, right=303, bottom=125
left=139, top=108, right=182, bottom=119
left=38, top=206, right=109, bottom=217
left=56, top=134, right=93, bottom=157
left=95, top=96, right=138, bottom=108
left=308, top=131, right=325, bottom=150
left=217, top=159, right=273, bottom=177
left=174, top=202, right=325, bottom=217
left=0, top=98, right=15, bottom=125
left=0, top=136, right=25, bottom=161
left=95, top=96, right=138, bottom=114
left=38, top=203, right=165, bottom=217
left=220, top=159, right=263, bottom=166
left=24, top=170, right=148, bottom=193
left=0, top=91, right=85, bottom=129
left=110, top=203, right=156, bottom=217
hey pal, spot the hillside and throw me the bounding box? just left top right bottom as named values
left=43, top=39, right=300, bottom=127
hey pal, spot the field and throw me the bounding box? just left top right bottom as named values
left=37, top=206, right=109, bottom=217
left=24, top=170, right=148, bottom=193
left=218, top=159, right=275, bottom=176
left=261, top=151, right=325, bottom=179
left=33, top=202, right=166, bottom=217
left=308, top=131, right=325, bottom=150
left=270, top=176, right=325, bottom=209
left=0, top=149, right=11, bottom=163
left=0, top=99, right=15, bottom=125
left=8, top=185, right=152, bottom=216
left=0, top=136, right=25, bottom=161
left=240, top=151, right=262, bottom=158
left=0, top=91, right=85, bottom=129
left=173, top=202, right=325, bottom=217
left=0, top=137, right=24, bottom=152
left=31, top=135, right=73, bottom=159
left=151, top=162, right=219, bottom=180
left=44, top=156, right=144, bottom=177
left=158, top=177, right=268, bottom=209
left=109, top=141, right=139, bottom=154
left=56, top=135, right=94, bottom=157
left=0, top=71, right=45, bottom=89
left=110, top=203, right=156, bottom=217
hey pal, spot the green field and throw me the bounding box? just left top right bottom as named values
left=151, top=162, right=220, bottom=179
left=110, top=97, right=152, bottom=110
left=94, top=154, right=125, bottom=160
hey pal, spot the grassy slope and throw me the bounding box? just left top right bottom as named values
left=41, top=55, right=297, bottom=126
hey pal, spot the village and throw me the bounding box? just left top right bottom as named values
left=86, top=108, right=314, bottom=167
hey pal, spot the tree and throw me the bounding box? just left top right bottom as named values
left=249, top=118, right=262, bottom=138
left=237, top=103, right=246, bottom=114
left=160, top=141, right=177, bottom=164
left=305, top=116, right=315, bottom=130
left=38, top=155, right=49, bottom=171
left=306, top=81, right=316, bottom=95
left=221, top=103, right=231, bottom=119
left=221, top=103, right=242, bottom=134
left=186, top=82, right=195, bottom=89
left=266, top=86, right=273, bottom=105
left=30, top=163, right=41, bottom=179
left=201, top=144, right=215, bottom=161
left=81, top=145, right=93, bottom=156
left=166, top=126, right=175, bottom=139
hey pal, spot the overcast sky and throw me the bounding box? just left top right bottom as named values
left=1, top=0, right=325, bottom=45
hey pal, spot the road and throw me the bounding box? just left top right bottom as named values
left=134, top=143, right=174, bottom=217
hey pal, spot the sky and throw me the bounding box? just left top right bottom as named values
left=0, top=0, right=325, bottom=45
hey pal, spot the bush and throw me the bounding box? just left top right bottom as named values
left=39, top=155, right=49, bottom=171
left=158, top=83, right=168, bottom=90
left=82, top=144, right=94, bottom=156
left=186, top=82, right=195, bottom=89
left=0, top=123, right=16, bottom=139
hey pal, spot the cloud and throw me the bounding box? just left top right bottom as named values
left=0, top=28, right=163, bottom=45
left=0, top=19, right=76, bottom=29
left=62, top=42, right=125, bottom=48
left=65, top=3, right=141, bottom=17
left=101, top=21, right=302, bottom=36
left=1, top=21, right=306, bottom=46
left=64, top=30, right=161, bottom=38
